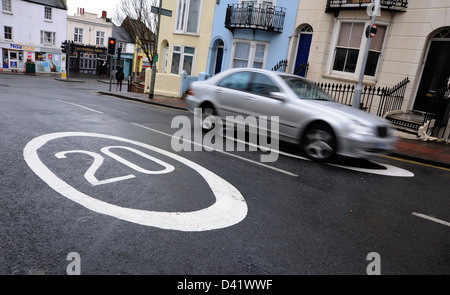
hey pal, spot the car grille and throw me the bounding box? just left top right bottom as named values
left=377, top=126, right=388, bottom=138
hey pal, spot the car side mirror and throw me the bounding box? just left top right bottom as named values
left=270, top=92, right=286, bottom=102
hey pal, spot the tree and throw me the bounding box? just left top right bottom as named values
left=114, top=0, right=158, bottom=75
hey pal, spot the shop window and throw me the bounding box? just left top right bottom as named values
left=80, top=53, right=97, bottom=70
left=44, top=6, right=52, bottom=20
left=4, top=26, right=12, bottom=40
left=74, top=28, right=83, bottom=43
left=171, top=45, right=196, bottom=75
left=175, top=0, right=202, bottom=34
left=40, top=31, right=56, bottom=46
left=96, top=31, right=105, bottom=46
left=2, top=0, right=11, bottom=13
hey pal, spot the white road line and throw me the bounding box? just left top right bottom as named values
left=132, top=123, right=299, bottom=177
left=412, top=212, right=450, bottom=227
left=57, top=100, right=104, bottom=114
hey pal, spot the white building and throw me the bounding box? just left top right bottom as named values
left=66, top=8, right=113, bottom=76
left=0, top=0, right=68, bottom=73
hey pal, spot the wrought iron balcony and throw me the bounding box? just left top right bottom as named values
left=225, top=4, right=286, bottom=33
left=325, top=0, right=408, bottom=14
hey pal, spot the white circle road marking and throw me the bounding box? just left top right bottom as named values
left=23, top=132, right=248, bottom=232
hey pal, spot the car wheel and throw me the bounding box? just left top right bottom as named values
left=302, top=123, right=336, bottom=161
left=200, top=104, right=218, bottom=131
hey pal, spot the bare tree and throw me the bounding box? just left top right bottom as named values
left=114, top=0, right=158, bottom=72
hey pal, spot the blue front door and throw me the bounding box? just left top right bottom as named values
left=294, top=33, right=312, bottom=77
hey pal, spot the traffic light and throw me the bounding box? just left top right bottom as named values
left=70, top=41, right=75, bottom=54
left=107, top=37, right=116, bottom=55
left=117, top=47, right=122, bottom=60
left=61, top=40, right=68, bottom=54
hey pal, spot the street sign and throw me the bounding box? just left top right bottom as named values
left=366, top=24, right=378, bottom=38
left=151, top=6, right=172, bottom=17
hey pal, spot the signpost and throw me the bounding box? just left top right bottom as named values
left=352, top=0, right=380, bottom=109
left=149, top=1, right=172, bottom=99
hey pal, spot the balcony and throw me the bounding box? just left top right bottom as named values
left=325, top=0, right=408, bottom=15
left=225, top=4, right=286, bottom=34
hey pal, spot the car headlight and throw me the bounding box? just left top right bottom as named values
left=349, top=120, right=374, bottom=136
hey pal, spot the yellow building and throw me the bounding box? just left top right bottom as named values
left=144, top=0, right=216, bottom=97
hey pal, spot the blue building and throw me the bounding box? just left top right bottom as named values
left=206, top=0, right=299, bottom=76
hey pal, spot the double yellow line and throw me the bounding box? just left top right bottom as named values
left=383, top=155, right=450, bottom=172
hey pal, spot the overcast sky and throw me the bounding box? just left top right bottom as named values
left=67, top=0, right=123, bottom=18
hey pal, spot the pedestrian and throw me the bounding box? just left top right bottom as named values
left=115, top=67, right=124, bottom=92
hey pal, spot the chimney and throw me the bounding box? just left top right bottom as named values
left=102, top=11, right=107, bottom=18
left=77, top=7, right=84, bottom=14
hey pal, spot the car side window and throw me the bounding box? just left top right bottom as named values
left=249, top=73, right=280, bottom=97
left=217, top=72, right=252, bottom=91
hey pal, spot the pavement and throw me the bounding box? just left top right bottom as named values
left=97, top=89, right=450, bottom=169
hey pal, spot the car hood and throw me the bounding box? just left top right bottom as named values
left=305, top=100, right=390, bottom=126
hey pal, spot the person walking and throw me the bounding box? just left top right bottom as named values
left=115, top=67, right=124, bottom=92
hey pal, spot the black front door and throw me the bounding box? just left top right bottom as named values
left=414, top=41, right=450, bottom=112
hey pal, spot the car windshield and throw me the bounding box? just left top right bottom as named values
left=280, top=75, right=334, bottom=101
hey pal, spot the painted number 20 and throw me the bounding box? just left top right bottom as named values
left=55, top=146, right=175, bottom=186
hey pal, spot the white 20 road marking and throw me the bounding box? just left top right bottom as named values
left=23, top=132, right=248, bottom=232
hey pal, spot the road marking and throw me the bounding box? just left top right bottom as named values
left=223, top=133, right=414, bottom=177
left=57, top=100, right=104, bottom=114
left=412, top=212, right=450, bottom=227
left=383, top=155, right=450, bottom=172
left=132, top=123, right=299, bottom=177
left=23, top=132, right=248, bottom=232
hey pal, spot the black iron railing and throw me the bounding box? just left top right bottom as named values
left=325, top=0, right=408, bottom=13
left=225, top=4, right=286, bottom=33
left=315, top=77, right=410, bottom=116
left=422, top=84, right=450, bottom=140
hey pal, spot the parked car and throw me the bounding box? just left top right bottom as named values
left=186, top=68, right=397, bottom=161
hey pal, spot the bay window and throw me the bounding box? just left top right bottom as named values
left=232, top=40, right=268, bottom=69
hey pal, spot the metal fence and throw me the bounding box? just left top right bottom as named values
left=422, top=84, right=450, bottom=140
left=315, top=77, right=410, bottom=117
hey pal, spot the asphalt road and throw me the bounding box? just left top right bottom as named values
left=0, top=74, right=449, bottom=278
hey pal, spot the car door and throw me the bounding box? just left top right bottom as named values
left=214, top=71, right=253, bottom=118
left=244, top=72, right=300, bottom=142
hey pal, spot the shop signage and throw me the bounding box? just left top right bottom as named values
left=10, top=43, right=36, bottom=51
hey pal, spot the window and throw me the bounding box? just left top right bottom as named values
left=175, top=0, right=202, bottom=34
left=40, top=31, right=56, bottom=45
left=74, top=28, right=83, bottom=43
left=80, top=53, right=97, bottom=70
left=218, top=71, right=252, bottom=91
left=249, top=73, right=280, bottom=97
left=44, top=6, right=52, bottom=20
left=171, top=45, right=196, bottom=75
left=4, top=26, right=12, bottom=40
left=2, top=0, right=11, bottom=12
left=96, top=31, right=105, bottom=46
left=332, top=21, right=387, bottom=77
left=333, top=22, right=364, bottom=74
left=232, top=40, right=268, bottom=69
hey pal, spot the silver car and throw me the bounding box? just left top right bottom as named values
left=186, top=68, right=397, bottom=161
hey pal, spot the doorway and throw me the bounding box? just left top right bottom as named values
left=414, top=29, right=450, bottom=112
left=9, top=51, right=18, bottom=69
left=214, top=41, right=224, bottom=75
left=294, top=25, right=313, bottom=77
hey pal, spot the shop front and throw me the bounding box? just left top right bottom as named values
left=69, top=44, right=107, bottom=77
left=1, top=43, right=62, bottom=73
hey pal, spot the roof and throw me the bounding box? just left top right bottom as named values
left=21, top=0, right=68, bottom=10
